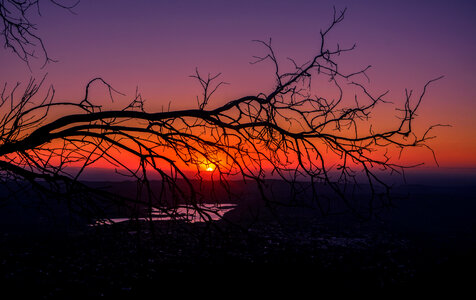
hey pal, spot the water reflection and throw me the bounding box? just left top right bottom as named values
left=93, top=204, right=237, bottom=226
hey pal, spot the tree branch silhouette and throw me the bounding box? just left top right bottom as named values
left=0, top=0, right=79, bottom=67
left=0, top=8, right=443, bottom=224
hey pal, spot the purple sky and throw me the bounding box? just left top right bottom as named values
left=1, top=0, right=475, bottom=168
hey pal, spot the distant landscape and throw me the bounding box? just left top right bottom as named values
left=1, top=170, right=475, bottom=296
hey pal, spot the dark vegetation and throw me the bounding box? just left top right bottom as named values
left=1, top=179, right=475, bottom=297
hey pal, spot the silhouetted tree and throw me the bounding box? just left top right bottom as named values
left=0, top=8, right=442, bottom=226
left=0, top=0, right=79, bottom=66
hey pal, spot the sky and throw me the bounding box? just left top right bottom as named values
left=1, top=0, right=475, bottom=171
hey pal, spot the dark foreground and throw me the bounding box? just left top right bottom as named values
left=1, top=183, right=475, bottom=298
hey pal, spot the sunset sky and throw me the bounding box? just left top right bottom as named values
left=1, top=0, right=475, bottom=171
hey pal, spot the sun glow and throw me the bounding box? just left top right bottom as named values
left=200, top=160, right=216, bottom=172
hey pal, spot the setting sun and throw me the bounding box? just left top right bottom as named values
left=200, top=160, right=216, bottom=172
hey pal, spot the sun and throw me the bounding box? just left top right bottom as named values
left=200, top=160, right=216, bottom=172
left=205, top=162, right=216, bottom=172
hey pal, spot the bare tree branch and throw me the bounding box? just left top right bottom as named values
left=0, top=8, right=443, bottom=225
left=0, top=0, right=79, bottom=67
